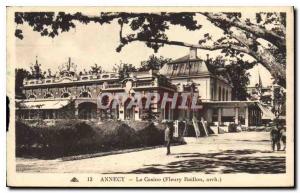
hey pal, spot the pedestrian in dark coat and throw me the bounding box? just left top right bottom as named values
left=279, top=127, right=286, bottom=151
left=165, top=121, right=174, bottom=155
left=270, top=126, right=281, bottom=151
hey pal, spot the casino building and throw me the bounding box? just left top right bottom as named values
left=16, top=48, right=267, bottom=133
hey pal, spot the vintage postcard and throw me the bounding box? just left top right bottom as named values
left=6, top=6, right=294, bottom=187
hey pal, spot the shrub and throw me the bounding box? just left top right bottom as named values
left=228, top=123, right=237, bottom=132
left=16, top=121, right=37, bottom=148
left=135, top=122, right=164, bottom=146
left=15, top=120, right=165, bottom=159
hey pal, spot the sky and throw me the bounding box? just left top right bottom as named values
left=14, top=13, right=273, bottom=87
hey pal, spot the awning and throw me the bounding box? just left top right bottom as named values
left=257, top=103, right=275, bottom=120
left=18, top=100, right=71, bottom=110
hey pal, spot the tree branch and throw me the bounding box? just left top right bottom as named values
left=120, top=34, right=285, bottom=85
left=201, top=12, right=286, bottom=51
left=121, top=34, right=248, bottom=52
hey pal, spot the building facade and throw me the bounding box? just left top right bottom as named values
left=160, top=48, right=262, bottom=130
left=17, top=58, right=193, bottom=124
left=16, top=48, right=266, bottom=134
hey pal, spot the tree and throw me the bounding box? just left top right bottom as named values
left=14, top=11, right=287, bottom=87
left=271, top=85, right=286, bottom=129
left=112, top=62, right=137, bottom=79
left=90, top=63, right=103, bottom=74
left=207, top=56, right=254, bottom=100
left=15, top=68, right=30, bottom=99
left=28, top=59, right=44, bottom=79
left=226, top=60, right=252, bottom=100
left=272, top=86, right=286, bottom=118
left=139, top=54, right=172, bottom=71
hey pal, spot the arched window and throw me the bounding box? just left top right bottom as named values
left=139, top=97, right=151, bottom=120
left=110, top=99, right=119, bottom=119
left=124, top=98, right=135, bottom=120
left=102, top=74, right=109, bottom=79
left=100, top=95, right=110, bottom=120
left=44, top=92, right=54, bottom=98
left=61, top=92, right=70, bottom=98
left=61, top=87, right=71, bottom=98
left=78, top=102, right=97, bottom=120
left=79, top=91, right=91, bottom=98
left=28, top=94, right=36, bottom=99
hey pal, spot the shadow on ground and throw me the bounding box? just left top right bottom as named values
left=108, top=149, right=285, bottom=174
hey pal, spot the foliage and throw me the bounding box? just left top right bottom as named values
left=90, top=63, right=103, bottom=74
left=14, top=12, right=200, bottom=52
left=207, top=56, right=254, bottom=100
left=260, top=95, right=272, bottom=105
left=225, top=60, right=253, bottom=100
left=29, top=60, right=44, bottom=79
left=113, top=62, right=137, bottom=79
left=139, top=54, right=172, bottom=71
left=14, top=11, right=286, bottom=87
left=228, top=123, right=237, bottom=132
left=15, top=68, right=30, bottom=98
left=15, top=120, right=165, bottom=158
left=272, top=87, right=286, bottom=118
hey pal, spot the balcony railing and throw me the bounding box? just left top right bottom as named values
left=105, top=84, right=122, bottom=89
left=135, top=82, right=153, bottom=87
left=24, top=73, right=120, bottom=86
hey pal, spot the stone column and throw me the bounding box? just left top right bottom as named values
left=235, top=107, right=239, bottom=124
left=134, top=106, right=140, bottom=121
left=218, top=108, right=222, bottom=126
left=119, top=105, right=125, bottom=120
left=46, top=111, right=49, bottom=119
left=75, top=109, right=79, bottom=119
left=168, top=103, right=171, bottom=120
left=206, top=109, right=213, bottom=123
left=245, top=106, right=249, bottom=127
left=74, top=102, right=79, bottom=119
left=96, top=108, right=101, bottom=121
left=154, top=102, right=163, bottom=122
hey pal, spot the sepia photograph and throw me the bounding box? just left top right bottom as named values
left=6, top=6, right=294, bottom=187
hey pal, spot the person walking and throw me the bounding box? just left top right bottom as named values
left=270, top=126, right=281, bottom=151
left=165, top=121, right=174, bottom=155
left=279, top=126, right=286, bottom=151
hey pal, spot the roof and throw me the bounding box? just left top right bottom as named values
left=159, top=58, right=210, bottom=77
left=160, top=56, right=231, bottom=85
left=169, top=55, right=202, bottom=64
left=257, top=103, right=275, bottom=120
left=17, top=100, right=71, bottom=110
left=202, top=101, right=258, bottom=108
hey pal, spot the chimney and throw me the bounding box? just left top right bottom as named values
left=206, top=54, right=210, bottom=64
left=189, top=47, right=197, bottom=59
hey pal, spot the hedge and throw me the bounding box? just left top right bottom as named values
left=16, top=120, right=165, bottom=159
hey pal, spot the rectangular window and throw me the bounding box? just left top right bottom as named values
left=173, top=64, right=178, bottom=70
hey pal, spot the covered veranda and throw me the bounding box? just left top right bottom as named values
left=202, top=101, right=262, bottom=130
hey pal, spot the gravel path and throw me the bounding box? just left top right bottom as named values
left=16, top=132, right=286, bottom=174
